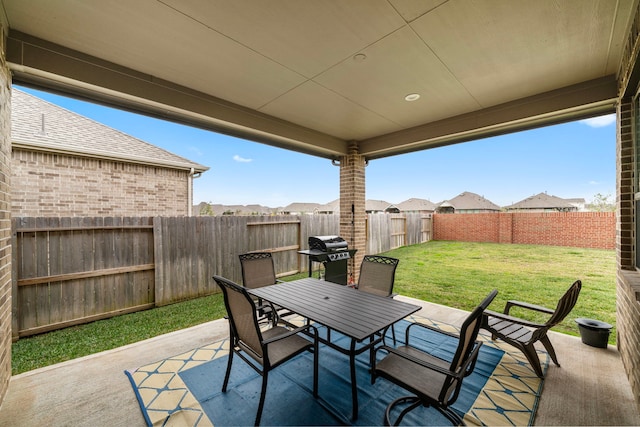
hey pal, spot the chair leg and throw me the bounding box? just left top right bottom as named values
left=539, top=335, right=560, bottom=367
left=522, top=344, right=544, bottom=378
left=436, top=406, right=465, bottom=426
left=255, top=371, right=268, bottom=426
left=222, top=349, right=234, bottom=392
left=384, top=396, right=423, bottom=426
left=313, top=342, right=319, bottom=398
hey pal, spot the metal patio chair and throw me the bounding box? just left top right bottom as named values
left=372, top=289, right=498, bottom=426
left=213, top=275, right=318, bottom=426
left=239, top=252, right=293, bottom=323
left=357, top=255, right=400, bottom=297
left=481, top=279, right=582, bottom=378
left=357, top=255, right=400, bottom=343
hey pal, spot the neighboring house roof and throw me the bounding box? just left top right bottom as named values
left=439, top=192, right=500, bottom=211
left=366, top=200, right=398, bottom=212
left=564, top=198, right=586, bottom=211
left=317, top=199, right=340, bottom=214
left=565, top=198, right=586, bottom=204
left=11, top=89, right=208, bottom=172
left=197, top=203, right=274, bottom=215
left=281, top=202, right=323, bottom=214
left=397, top=198, right=436, bottom=212
left=504, top=193, right=577, bottom=210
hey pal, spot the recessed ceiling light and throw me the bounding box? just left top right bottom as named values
left=405, top=93, right=420, bottom=101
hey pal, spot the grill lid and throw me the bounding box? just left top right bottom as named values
left=309, top=235, right=348, bottom=252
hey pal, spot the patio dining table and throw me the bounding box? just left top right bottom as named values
left=247, top=277, right=421, bottom=421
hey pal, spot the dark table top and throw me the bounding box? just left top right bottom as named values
left=248, top=277, right=421, bottom=341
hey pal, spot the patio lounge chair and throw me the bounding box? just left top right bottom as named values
left=481, top=279, right=582, bottom=378
left=372, top=289, right=498, bottom=426
left=213, top=275, right=318, bottom=426
left=357, top=255, right=400, bottom=343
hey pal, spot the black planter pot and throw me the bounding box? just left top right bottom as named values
left=575, top=318, right=612, bottom=348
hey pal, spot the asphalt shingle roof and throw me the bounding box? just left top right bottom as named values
left=282, top=202, right=323, bottom=213
left=504, top=192, right=576, bottom=209
left=440, top=192, right=500, bottom=211
left=12, top=89, right=208, bottom=172
left=397, top=198, right=436, bottom=211
left=366, top=200, right=397, bottom=212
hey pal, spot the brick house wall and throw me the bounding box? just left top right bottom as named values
left=616, top=96, right=640, bottom=401
left=433, top=212, right=615, bottom=249
left=12, top=149, right=191, bottom=217
left=0, top=22, right=11, bottom=404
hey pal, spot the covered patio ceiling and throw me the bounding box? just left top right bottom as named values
left=2, top=0, right=636, bottom=160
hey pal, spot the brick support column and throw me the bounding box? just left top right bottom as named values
left=340, top=141, right=366, bottom=284
left=618, top=98, right=634, bottom=270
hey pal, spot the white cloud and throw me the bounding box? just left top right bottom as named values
left=580, top=114, right=615, bottom=128
left=188, top=146, right=203, bottom=157
left=233, top=155, right=253, bottom=163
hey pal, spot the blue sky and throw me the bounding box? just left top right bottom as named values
left=18, top=86, right=616, bottom=208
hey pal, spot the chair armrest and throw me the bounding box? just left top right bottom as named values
left=459, top=341, right=483, bottom=376
left=376, top=341, right=481, bottom=379
left=260, top=300, right=281, bottom=324
left=261, top=324, right=316, bottom=345
left=377, top=345, right=455, bottom=378
left=406, top=321, right=460, bottom=343
left=504, top=300, right=554, bottom=315
left=484, top=309, right=546, bottom=328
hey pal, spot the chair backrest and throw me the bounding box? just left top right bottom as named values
left=545, top=279, right=582, bottom=327
left=357, top=255, right=399, bottom=297
left=213, top=275, right=265, bottom=360
left=239, top=252, right=277, bottom=289
left=443, top=289, right=498, bottom=403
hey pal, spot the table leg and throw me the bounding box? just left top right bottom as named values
left=369, top=335, right=375, bottom=367
left=350, top=339, right=358, bottom=420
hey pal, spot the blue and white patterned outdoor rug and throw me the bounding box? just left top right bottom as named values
left=125, top=315, right=548, bottom=426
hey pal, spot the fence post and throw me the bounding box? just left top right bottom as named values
left=153, top=217, right=164, bottom=306
left=11, top=219, right=18, bottom=341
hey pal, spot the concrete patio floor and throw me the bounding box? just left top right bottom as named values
left=0, top=295, right=638, bottom=426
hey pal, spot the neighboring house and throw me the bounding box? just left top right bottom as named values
left=436, top=192, right=501, bottom=213
left=317, top=199, right=340, bottom=214
left=397, top=198, right=436, bottom=214
left=280, top=202, right=323, bottom=215
left=503, top=193, right=579, bottom=212
left=12, top=89, right=208, bottom=217
left=565, top=198, right=587, bottom=212
left=366, top=200, right=399, bottom=214
left=196, top=202, right=274, bottom=216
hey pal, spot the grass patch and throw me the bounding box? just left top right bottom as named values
left=11, top=241, right=615, bottom=375
left=388, top=241, right=615, bottom=341
left=11, top=293, right=226, bottom=375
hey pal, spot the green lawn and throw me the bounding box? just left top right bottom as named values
left=11, top=241, right=615, bottom=375
left=388, top=241, right=615, bottom=340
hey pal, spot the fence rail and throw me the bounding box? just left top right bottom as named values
left=12, top=213, right=431, bottom=338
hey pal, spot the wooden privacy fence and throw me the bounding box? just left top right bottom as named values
left=12, top=213, right=430, bottom=338
left=366, top=214, right=431, bottom=253
left=12, top=217, right=155, bottom=339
